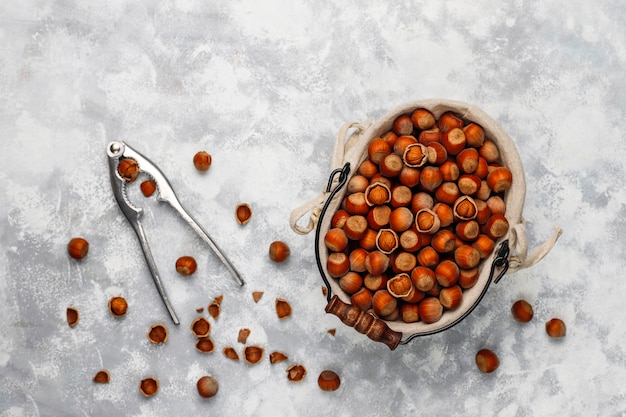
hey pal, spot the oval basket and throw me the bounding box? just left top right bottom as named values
left=291, top=99, right=561, bottom=350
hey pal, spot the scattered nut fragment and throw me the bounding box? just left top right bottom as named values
left=252, top=291, right=264, bottom=303
left=327, top=329, right=336, bottom=337
left=197, top=376, right=219, bottom=398
left=235, top=203, right=252, bottom=225
left=269, top=351, right=288, bottom=364
left=475, top=349, right=499, bottom=373
left=193, top=151, right=212, bottom=172
left=321, top=286, right=328, bottom=297
left=286, top=364, right=307, bottom=382
left=208, top=302, right=220, bottom=320
left=140, top=179, right=157, bottom=197
left=67, top=237, right=89, bottom=260
left=147, top=324, right=168, bottom=344
left=190, top=317, right=211, bottom=338
left=118, top=158, right=140, bottom=182
left=244, top=346, right=264, bottom=365
left=275, top=298, right=292, bottom=320
left=195, top=337, right=215, bottom=353
left=238, top=328, right=251, bottom=344
left=318, top=370, right=341, bottom=391
left=213, top=294, right=223, bottom=304
left=196, top=307, right=204, bottom=313
left=546, top=318, right=566, bottom=338
left=511, top=299, right=533, bottom=323
left=269, top=241, right=290, bottom=262
left=108, top=296, right=128, bottom=317
left=93, top=370, right=110, bottom=384
left=139, top=377, right=159, bottom=397
left=176, top=256, right=197, bottom=276
left=223, top=347, right=239, bottom=361
left=66, top=307, right=79, bottom=327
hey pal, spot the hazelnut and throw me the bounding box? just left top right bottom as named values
left=275, top=298, right=292, bottom=319
left=67, top=237, right=89, bottom=260
left=411, top=108, right=436, bottom=130
left=392, top=114, right=414, bottom=136
left=269, top=241, right=290, bottom=262
left=140, top=179, right=157, bottom=197
left=546, top=318, right=566, bottom=338
left=223, top=346, right=239, bottom=361
left=318, top=370, right=341, bottom=392
left=147, top=324, right=168, bottom=344
left=175, top=256, right=197, bottom=276
left=269, top=351, right=289, bottom=364
left=193, top=151, right=212, bottom=172
left=118, top=158, right=139, bottom=182
left=252, top=291, right=264, bottom=303
left=197, top=376, right=219, bottom=398
left=286, top=364, right=307, bottom=382
left=243, top=346, right=264, bottom=365
left=190, top=317, right=211, bottom=338
left=237, top=328, right=251, bottom=344
left=108, top=296, right=128, bottom=317
left=195, top=337, right=215, bottom=353
left=511, top=300, right=534, bottom=323
left=235, top=203, right=252, bottom=225
left=139, top=377, right=159, bottom=397
left=475, top=349, right=499, bottom=373
left=66, top=307, right=79, bottom=327
left=93, top=370, right=110, bottom=384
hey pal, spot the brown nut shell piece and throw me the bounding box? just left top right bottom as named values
left=208, top=302, right=220, bottom=320
left=66, top=307, right=79, bottom=327
left=235, top=203, right=252, bottom=225
left=275, top=298, right=292, bottom=319
left=197, top=376, right=219, bottom=398
left=108, top=296, right=128, bottom=317
left=139, top=377, right=159, bottom=397
left=223, top=346, right=239, bottom=361
left=193, top=151, right=212, bottom=172
left=269, top=351, right=289, bottom=364
left=318, top=370, right=341, bottom=392
left=252, top=291, right=264, bottom=303
left=147, top=324, right=168, bottom=344
left=93, top=370, right=110, bottom=384
left=195, top=337, right=215, bottom=353
left=269, top=241, right=290, bottom=262
left=244, top=346, right=264, bottom=365
left=176, top=256, right=197, bottom=276
left=238, top=328, right=251, bottom=344
left=67, top=237, right=89, bottom=260
left=190, top=317, right=211, bottom=338
left=286, top=364, right=307, bottom=382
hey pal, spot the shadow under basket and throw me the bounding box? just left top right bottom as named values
left=292, top=99, right=561, bottom=350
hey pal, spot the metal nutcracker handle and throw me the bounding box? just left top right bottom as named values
left=315, top=163, right=403, bottom=350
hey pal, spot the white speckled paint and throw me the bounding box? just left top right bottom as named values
left=1, top=1, right=626, bottom=416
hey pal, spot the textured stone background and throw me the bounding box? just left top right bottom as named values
left=1, top=1, right=625, bottom=416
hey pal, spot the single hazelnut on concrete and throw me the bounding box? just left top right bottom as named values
left=546, top=318, right=566, bottom=338
left=193, top=151, right=212, bottom=172
left=67, top=237, right=89, bottom=260
left=269, top=241, right=290, bottom=262
left=476, top=349, right=499, bottom=373
left=318, top=370, right=341, bottom=392
left=176, top=256, right=197, bottom=276
left=511, top=300, right=534, bottom=323
left=197, top=376, right=219, bottom=398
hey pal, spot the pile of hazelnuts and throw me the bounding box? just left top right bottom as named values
left=323, top=108, right=513, bottom=325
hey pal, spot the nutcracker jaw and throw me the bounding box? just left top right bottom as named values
left=107, top=141, right=245, bottom=324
